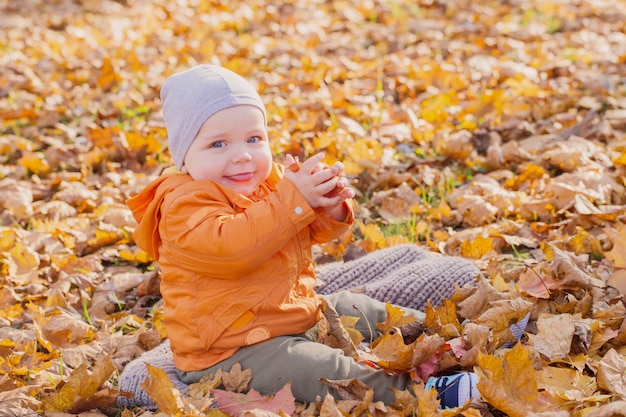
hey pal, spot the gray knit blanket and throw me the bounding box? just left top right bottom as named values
left=117, top=244, right=479, bottom=409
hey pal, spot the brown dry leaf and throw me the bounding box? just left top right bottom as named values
left=212, top=384, right=296, bottom=417
left=475, top=298, right=533, bottom=347
left=517, top=267, right=551, bottom=299
left=319, top=377, right=372, bottom=402
left=455, top=195, right=499, bottom=227
left=607, top=269, right=626, bottom=298
left=585, top=401, right=626, bottom=417
left=370, top=182, right=421, bottom=223
left=222, top=362, right=253, bottom=393
left=32, top=200, right=78, bottom=221
left=410, top=333, right=447, bottom=369
left=0, top=178, right=34, bottom=220
left=188, top=368, right=227, bottom=399
left=29, top=306, right=95, bottom=349
left=0, top=386, right=40, bottom=414
left=544, top=243, right=605, bottom=290
left=455, top=276, right=507, bottom=320
left=605, top=226, right=626, bottom=267
left=596, top=348, right=626, bottom=398
left=319, top=393, right=344, bottom=417
left=534, top=313, right=576, bottom=361
left=319, top=298, right=357, bottom=357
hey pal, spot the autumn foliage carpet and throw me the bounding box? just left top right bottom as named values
left=1, top=0, right=626, bottom=416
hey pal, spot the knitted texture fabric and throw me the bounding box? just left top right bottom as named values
left=315, top=244, right=479, bottom=311
left=117, top=244, right=479, bottom=409
left=118, top=339, right=189, bottom=410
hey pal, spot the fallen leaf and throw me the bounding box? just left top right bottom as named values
left=596, top=348, right=626, bottom=398
left=212, top=384, right=296, bottom=417
left=141, top=362, right=196, bottom=415
left=475, top=343, right=540, bottom=416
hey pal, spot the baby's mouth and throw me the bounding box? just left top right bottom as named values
left=225, top=172, right=255, bottom=182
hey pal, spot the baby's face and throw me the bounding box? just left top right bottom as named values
left=183, top=105, right=272, bottom=196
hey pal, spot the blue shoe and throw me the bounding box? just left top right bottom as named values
left=425, top=372, right=479, bottom=408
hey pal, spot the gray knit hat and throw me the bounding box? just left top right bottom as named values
left=160, top=64, right=267, bottom=169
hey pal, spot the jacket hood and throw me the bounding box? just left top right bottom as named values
left=127, top=174, right=193, bottom=259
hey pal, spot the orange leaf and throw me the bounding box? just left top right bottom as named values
left=475, top=344, right=540, bottom=416
left=376, top=303, right=418, bottom=334
left=98, top=56, right=122, bottom=90
left=141, top=362, right=194, bottom=415
left=40, top=356, right=117, bottom=412
left=424, top=299, right=462, bottom=339
left=460, top=235, right=496, bottom=259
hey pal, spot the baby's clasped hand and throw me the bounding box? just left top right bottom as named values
left=284, top=153, right=354, bottom=212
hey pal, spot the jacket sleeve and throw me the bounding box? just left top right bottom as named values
left=309, top=199, right=355, bottom=244
left=160, top=178, right=317, bottom=278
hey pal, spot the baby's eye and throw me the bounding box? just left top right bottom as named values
left=247, top=136, right=261, bottom=144
left=210, top=141, right=225, bottom=149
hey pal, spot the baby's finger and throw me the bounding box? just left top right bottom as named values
left=300, top=153, right=325, bottom=173
left=330, top=161, right=344, bottom=175
left=286, top=155, right=300, bottom=172
left=311, top=162, right=326, bottom=174
left=338, top=187, right=356, bottom=199
left=316, top=176, right=340, bottom=196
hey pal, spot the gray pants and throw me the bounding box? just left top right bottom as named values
left=177, top=291, right=425, bottom=404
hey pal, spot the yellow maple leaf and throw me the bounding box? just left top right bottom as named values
left=40, top=356, right=117, bottom=412
left=371, top=330, right=416, bottom=370
left=153, top=309, right=167, bottom=339
left=460, top=235, right=495, bottom=259
left=536, top=364, right=597, bottom=402
left=411, top=383, right=443, bottom=416
left=18, top=151, right=51, bottom=177
left=88, top=227, right=123, bottom=249
left=376, top=303, right=418, bottom=334
left=475, top=343, right=540, bottom=416
left=0, top=229, right=16, bottom=251
left=97, top=56, right=122, bottom=91
left=569, top=228, right=603, bottom=259
left=424, top=299, right=462, bottom=339
left=119, top=247, right=153, bottom=264
left=125, top=131, right=162, bottom=154
left=356, top=220, right=387, bottom=249
left=141, top=362, right=196, bottom=415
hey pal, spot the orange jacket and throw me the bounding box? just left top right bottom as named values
left=127, top=162, right=354, bottom=371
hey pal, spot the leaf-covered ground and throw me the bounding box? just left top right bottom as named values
left=1, top=0, right=626, bottom=415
